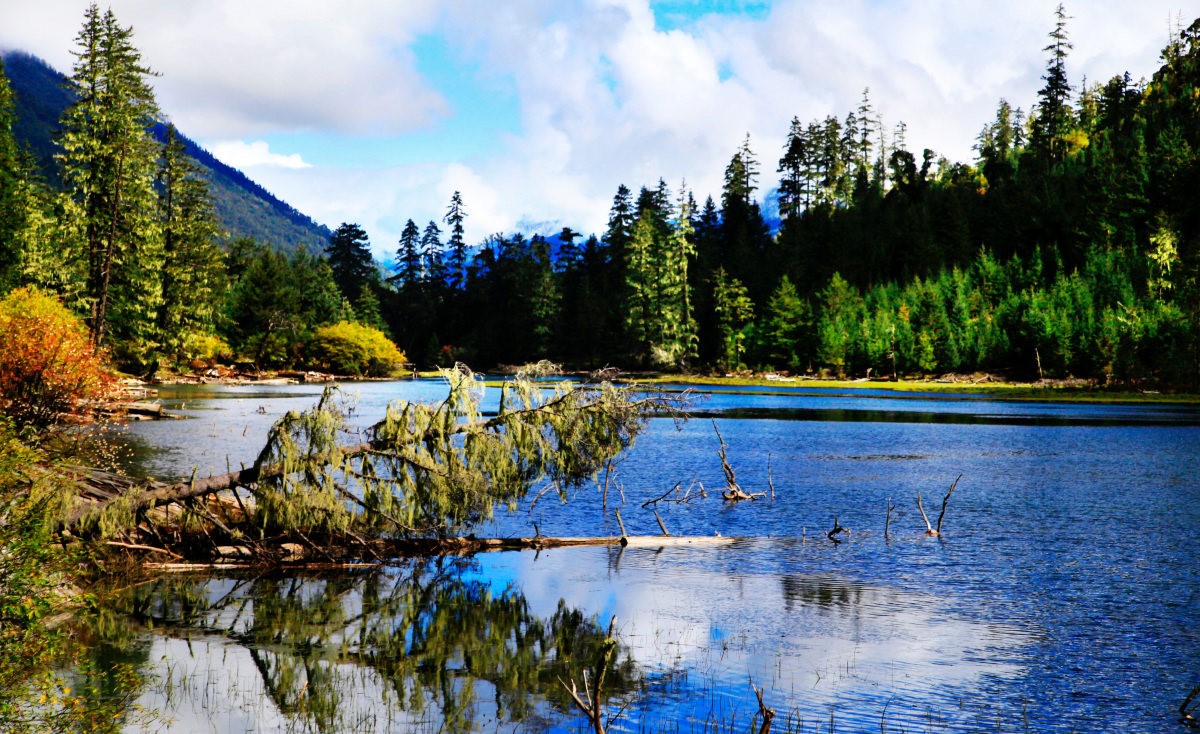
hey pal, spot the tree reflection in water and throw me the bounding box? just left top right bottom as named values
left=110, top=558, right=640, bottom=732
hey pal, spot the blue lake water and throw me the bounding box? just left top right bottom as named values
left=106, top=378, right=1200, bottom=732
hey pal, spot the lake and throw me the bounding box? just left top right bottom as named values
left=92, top=378, right=1200, bottom=732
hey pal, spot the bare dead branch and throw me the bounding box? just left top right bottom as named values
left=751, top=679, right=776, bottom=734
left=1182, top=685, right=1200, bottom=727
left=917, top=491, right=935, bottom=535
left=652, top=510, right=670, bottom=537
left=935, top=474, right=962, bottom=535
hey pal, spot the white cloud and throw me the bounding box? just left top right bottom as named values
left=1, top=0, right=1187, bottom=252
left=208, top=140, right=311, bottom=170
left=0, top=0, right=448, bottom=137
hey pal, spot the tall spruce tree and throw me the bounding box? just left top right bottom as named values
left=444, top=191, right=468, bottom=289
left=392, top=219, right=422, bottom=290
left=0, top=57, right=28, bottom=291
left=324, top=222, right=375, bottom=304
left=1030, top=4, right=1074, bottom=165
left=58, top=4, right=163, bottom=362
left=156, top=123, right=223, bottom=364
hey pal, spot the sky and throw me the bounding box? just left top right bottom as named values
left=0, top=0, right=1189, bottom=258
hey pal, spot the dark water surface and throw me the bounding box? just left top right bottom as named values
left=99, top=379, right=1199, bottom=732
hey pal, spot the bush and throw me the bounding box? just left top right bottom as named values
left=307, top=321, right=406, bottom=377
left=0, top=287, right=114, bottom=429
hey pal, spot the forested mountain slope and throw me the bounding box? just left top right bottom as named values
left=1, top=50, right=329, bottom=253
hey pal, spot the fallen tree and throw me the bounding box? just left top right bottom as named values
left=63, top=367, right=695, bottom=562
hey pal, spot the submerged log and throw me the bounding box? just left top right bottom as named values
left=134, top=534, right=740, bottom=570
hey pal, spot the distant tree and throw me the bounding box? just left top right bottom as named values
left=324, top=222, right=375, bottom=303
left=443, top=191, right=468, bottom=289
left=392, top=219, right=422, bottom=290
left=1029, top=4, right=1074, bottom=165
left=712, top=267, right=754, bottom=372
left=420, top=220, right=445, bottom=289
left=760, top=275, right=810, bottom=371
left=156, top=124, right=223, bottom=366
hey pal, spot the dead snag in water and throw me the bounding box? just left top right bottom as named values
left=1182, top=685, right=1200, bottom=727
left=559, top=616, right=628, bottom=734
left=652, top=510, right=671, bottom=537
left=827, top=517, right=849, bottom=544
left=918, top=475, right=962, bottom=536
left=751, top=679, right=776, bottom=734
left=767, top=452, right=776, bottom=500
left=885, top=497, right=896, bottom=542
left=641, top=478, right=706, bottom=509
left=714, top=420, right=763, bottom=502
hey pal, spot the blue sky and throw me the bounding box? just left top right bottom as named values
left=0, top=0, right=1189, bottom=257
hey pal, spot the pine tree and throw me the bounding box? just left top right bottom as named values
left=156, top=123, right=223, bottom=364
left=712, top=267, right=754, bottom=372
left=324, top=222, right=375, bottom=304
left=443, top=191, right=468, bottom=289
left=58, top=4, right=163, bottom=360
left=1030, top=4, right=1074, bottom=165
left=421, top=220, right=445, bottom=288
left=392, top=219, right=422, bottom=290
left=0, top=57, right=29, bottom=291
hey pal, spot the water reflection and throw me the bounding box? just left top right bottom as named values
left=100, top=381, right=1200, bottom=732
left=112, top=558, right=638, bottom=733
left=98, top=546, right=1040, bottom=733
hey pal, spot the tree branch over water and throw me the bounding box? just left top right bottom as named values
left=65, top=367, right=687, bottom=556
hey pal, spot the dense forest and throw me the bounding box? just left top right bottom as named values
left=1, top=5, right=1198, bottom=386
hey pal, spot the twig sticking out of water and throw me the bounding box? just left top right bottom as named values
left=750, top=679, right=776, bottom=734
left=918, top=475, right=962, bottom=536
left=641, top=478, right=706, bottom=509
left=767, top=452, right=776, bottom=500
left=714, top=420, right=764, bottom=502
left=885, top=497, right=896, bottom=542
left=653, top=510, right=670, bottom=537
left=1181, top=685, right=1200, bottom=727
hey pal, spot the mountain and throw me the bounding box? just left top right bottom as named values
left=2, top=50, right=331, bottom=253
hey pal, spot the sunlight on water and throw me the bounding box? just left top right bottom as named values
left=102, top=379, right=1200, bottom=733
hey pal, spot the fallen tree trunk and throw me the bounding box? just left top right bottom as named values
left=63, top=372, right=689, bottom=562
left=137, top=534, right=740, bottom=571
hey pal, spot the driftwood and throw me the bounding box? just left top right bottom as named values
left=917, top=475, right=962, bottom=536
left=128, top=534, right=740, bottom=570
left=714, top=420, right=764, bottom=502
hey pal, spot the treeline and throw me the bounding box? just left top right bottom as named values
left=1, top=5, right=1198, bottom=386
left=383, top=9, right=1199, bottom=385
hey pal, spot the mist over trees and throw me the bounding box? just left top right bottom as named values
left=1, top=4, right=1198, bottom=386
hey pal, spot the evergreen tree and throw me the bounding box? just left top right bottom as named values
left=712, top=267, right=754, bottom=372
left=0, top=58, right=30, bottom=292
left=156, top=123, right=223, bottom=365
left=443, top=191, right=468, bottom=289
left=1029, top=4, right=1074, bottom=165
left=58, top=4, right=163, bottom=362
left=421, top=220, right=445, bottom=288
left=760, top=275, right=810, bottom=371
left=324, top=222, right=375, bottom=303
left=392, top=219, right=422, bottom=290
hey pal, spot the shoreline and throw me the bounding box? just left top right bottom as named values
left=142, top=367, right=1200, bottom=406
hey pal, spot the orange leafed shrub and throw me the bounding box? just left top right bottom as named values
left=0, top=287, right=115, bottom=429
